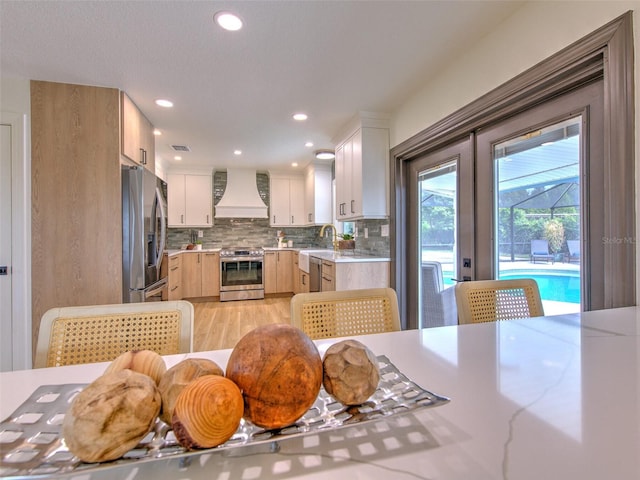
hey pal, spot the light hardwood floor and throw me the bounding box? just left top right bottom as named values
left=191, top=295, right=293, bottom=352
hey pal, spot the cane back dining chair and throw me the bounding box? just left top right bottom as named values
left=34, top=300, right=194, bottom=368
left=454, top=279, right=544, bottom=325
left=290, top=288, right=401, bottom=340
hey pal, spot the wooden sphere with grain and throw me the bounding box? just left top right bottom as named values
left=171, top=375, right=244, bottom=449
left=62, top=369, right=161, bottom=463
left=103, top=349, right=167, bottom=385
left=158, top=358, right=224, bottom=424
left=322, top=339, right=380, bottom=406
left=225, top=324, right=322, bottom=429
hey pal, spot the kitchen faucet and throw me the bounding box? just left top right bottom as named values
left=319, top=224, right=338, bottom=250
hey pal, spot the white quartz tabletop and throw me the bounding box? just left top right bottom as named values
left=2, top=307, right=639, bottom=479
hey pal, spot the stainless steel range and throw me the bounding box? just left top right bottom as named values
left=219, top=247, right=265, bottom=302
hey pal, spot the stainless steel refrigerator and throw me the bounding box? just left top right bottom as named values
left=122, top=165, right=167, bottom=302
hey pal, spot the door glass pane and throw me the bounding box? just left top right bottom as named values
left=494, top=117, right=581, bottom=314
left=419, top=160, right=458, bottom=328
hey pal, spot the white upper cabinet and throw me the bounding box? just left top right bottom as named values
left=167, top=173, right=213, bottom=227
left=334, top=114, right=389, bottom=220
left=121, top=92, right=155, bottom=173
left=269, top=173, right=305, bottom=226
left=304, top=161, right=332, bottom=225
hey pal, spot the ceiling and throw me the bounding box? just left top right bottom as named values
left=1, top=1, right=525, bottom=173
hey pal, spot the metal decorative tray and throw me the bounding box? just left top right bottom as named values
left=0, top=355, right=449, bottom=478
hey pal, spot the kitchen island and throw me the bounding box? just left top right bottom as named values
left=3, top=307, right=638, bottom=479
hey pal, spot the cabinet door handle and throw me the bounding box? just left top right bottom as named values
left=302, top=275, right=306, bottom=285
left=181, top=214, right=184, bottom=224
left=351, top=200, right=355, bottom=214
left=140, top=148, right=146, bottom=165
left=291, top=215, right=294, bottom=224
left=308, top=213, right=312, bottom=222
left=273, top=215, right=276, bottom=223
left=207, top=214, right=210, bottom=224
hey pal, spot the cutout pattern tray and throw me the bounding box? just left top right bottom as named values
left=0, top=355, right=449, bottom=478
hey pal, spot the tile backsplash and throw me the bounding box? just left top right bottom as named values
left=166, top=172, right=390, bottom=256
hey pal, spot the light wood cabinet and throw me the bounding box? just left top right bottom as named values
left=201, top=251, right=220, bottom=297
left=298, top=269, right=310, bottom=293
left=167, top=173, right=213, bottom=227
left=264, top=250, right=294, bottom=294
left=161, top=254, right=183, bottom=300
left=30, top=80, right=122, bottom=355
left=304, top=162, right=332, bottom=225
left=269, top=173, right=305, bottom=226
left=335, top=121, right=389, bottom=220
left=181, top=252, right=203, bottom=298
left=121, top=92, right=155, bottom=172
left=321, top=260, right=336, bottom=292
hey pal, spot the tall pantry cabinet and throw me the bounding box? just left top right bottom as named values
left=30, top=80, right=123, bottom=359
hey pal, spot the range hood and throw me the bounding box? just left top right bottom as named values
left=215, top=168, right=268, bottom=218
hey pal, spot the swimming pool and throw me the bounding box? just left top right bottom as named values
left=442, top=270, right=581, bottom=304
left=499, top=271, right=580, bottom=304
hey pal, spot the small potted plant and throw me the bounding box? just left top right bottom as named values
left=195, top=239, right=203, bottom=250
left=337, top=233, right=355, bottom=251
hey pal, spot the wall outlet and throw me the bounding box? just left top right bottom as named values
left=198, top=230, right=203, bottom=238
left=381, top=224, right=389, bottom=237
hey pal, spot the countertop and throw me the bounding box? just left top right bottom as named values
left=166, top=247, right=390, bottom=263
left=2, top=307, right=639, bottom=479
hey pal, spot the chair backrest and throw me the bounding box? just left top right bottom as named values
left=454, top=279, right=544, bottom=325
left=290, top=288, right=401, bottom=340
left=530, top=239, right=550, bottom=254
left=35, top=301, right=194, bottom=368
left=421, top=262, right=457, bottom=327
left=567, top=240, right=580, bottom=256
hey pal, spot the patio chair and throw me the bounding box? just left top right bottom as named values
left=567, top=240, right=580, bottom=264
left=530, top=239, right=554, bottom=264
left=290, top=288, right=401, bottom=340
left=34, top=301, right=194, bottom=368
left=421, top=262, right=457, bottom=327
left=455, top=279, right=544, bottom=324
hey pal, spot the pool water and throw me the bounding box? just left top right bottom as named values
left=443, top=271, right=581, bottom=304
left=499, top=272, right=580, bottom=304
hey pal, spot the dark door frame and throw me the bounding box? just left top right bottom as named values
left=390, top=12, right=635, bottom=327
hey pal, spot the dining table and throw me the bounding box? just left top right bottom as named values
left=1, top=306, right=639, bottom=479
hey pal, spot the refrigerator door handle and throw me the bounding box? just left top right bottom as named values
left=154, top=187, right=167, bottom=272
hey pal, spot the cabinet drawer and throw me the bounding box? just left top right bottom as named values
left=321, top=260, right=335, bottom=278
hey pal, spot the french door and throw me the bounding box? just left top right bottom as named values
left=476, top=80, right=603, bottom=312
left=405, top=137, right=472, bottom=329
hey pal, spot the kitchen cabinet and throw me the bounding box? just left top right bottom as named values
left=167, top=173, right=213, bottom=227
left=181, top=252, right=203, bottom=298
left=161, top=254, right=183, bottom=300
left=264, top=250, right=293, bottom=294
left=121, top=92, right=155, bottom=172
left=321, top=260, right=336, bottom=292
left=201, top=251, right=220, bottom=297
left=335, top=120, right=389, bottom=220
left=269, top=173, right=305, bottom=226
left=320, top=259, right=389, bottom=292
left=304, top=162, right=332, bottom=225
left=292, top=251, right=310, bottom=294
left=30, top=80, right=122, bottom=356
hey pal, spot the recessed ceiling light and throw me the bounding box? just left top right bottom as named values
left=174, top=156, right=182, bottom=161
left=153, top=129, right=162, bottom=136
left=234, top=150, right=242, bottom=155
left=214, top=11, right=243, bottom=31
left=293, top=113, right=308, bottom=121
left=305, top=142, right=314, bottom=147
left=292, top=162, right=298, bottom=167
left=155, top=99, right=173, bottom=108
left=315, top=150, right=335, bottom=160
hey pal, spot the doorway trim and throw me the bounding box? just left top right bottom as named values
left=391, top=12, right=635, bottom=324
left=1, top=111, right=32, bottom=370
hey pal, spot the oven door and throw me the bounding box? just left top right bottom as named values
left=220, top=256, right=264, bottom=291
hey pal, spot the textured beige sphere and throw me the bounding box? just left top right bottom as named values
left=62, top=369, right=161, bottom=463
left=322, top=339, right=380, bottom=405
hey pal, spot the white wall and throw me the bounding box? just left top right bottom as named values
left=0, top=76, right=32, bottom=369
left=390, top=1, right=640, bottom=302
